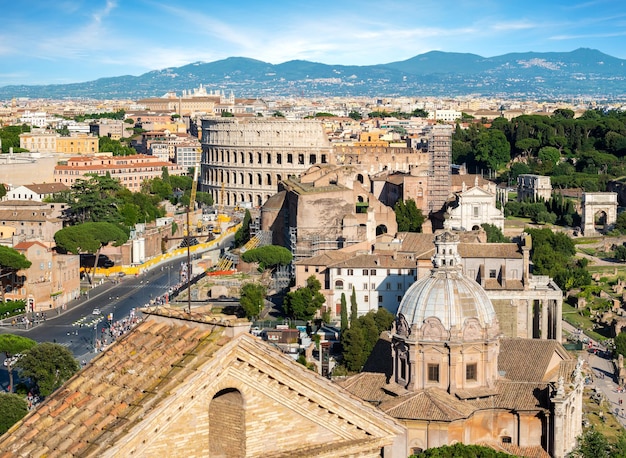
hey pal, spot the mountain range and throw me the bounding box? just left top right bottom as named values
left=1, top=48, right=625, bottom=101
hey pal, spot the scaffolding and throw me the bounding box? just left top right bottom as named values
left=427, top=125, right=453, bottom=214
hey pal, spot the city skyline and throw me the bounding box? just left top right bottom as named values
left=1, top=0, right=625, bottom=88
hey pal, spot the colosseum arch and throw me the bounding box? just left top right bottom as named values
left=582, top=192, right=617, bottom=235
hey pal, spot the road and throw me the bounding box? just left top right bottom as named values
left=0, top=233, right=233, bottom=392
left=562, top=320, right=626, bottom=428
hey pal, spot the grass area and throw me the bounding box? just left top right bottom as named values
left=562, top=302, right=608, bottom=343
left=583, top=387, right=624, bottom=442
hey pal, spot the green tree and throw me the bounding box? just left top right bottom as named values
left=234, top=209, right=252, bottom=248
left=54, top=222, right=128, bottom=255
left=16, top=342, right=80, bottom=397
left=0, top=246, right=32, bottom=303
left=0, top=393, right=28, bottom=435
left=0, top=183, right=5, bottom=200
left=481, top=223, right=509, bottom=243
left=615, top=332, right=626, bottom=359
left=340, top=309, right=394, bottom=373
left=615, top=211, right=626, bottom=234
left=340, top=292, right=348, bottom=332
left=350, top=286, right=358, bottom=324
left=341, top=322, right=367, bottom=371
left=411, top=442, right=515, bottom=457
left=474, top=129, right=511, bottom=171
left=0, top=334, right=37, bottom=393
left=63, top=174, right=125, bottom=224
left=240, top=245, right=293, bottom=269
left=284, top=276, right=325, bottom=320
left=573, top=428, right=611, bottom=458
left=240, top=283, right=267, bottom=320
left=538, top=146, right=561, bottom=165
left=395, top=198, right=425, bottom=232
left=348, top=111, right=362, bottom=120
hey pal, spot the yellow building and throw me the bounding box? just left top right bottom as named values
left=56, top=133, right=99, bottom=155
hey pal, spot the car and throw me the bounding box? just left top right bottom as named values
left=117, top=271, right=126, bottom=277
left=92, top=308, right=101, bottom=315
left=80, top=254, right=114, bottom=269
left=3, top=354, right=22, bottom=367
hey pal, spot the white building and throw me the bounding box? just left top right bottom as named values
left=4, top=182, right=69, bottom=202
left=444, top=182, right=505, bottom=232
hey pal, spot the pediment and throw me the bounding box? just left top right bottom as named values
left=105, top=333, right=405, bottom=457
left=0, top=315, right=404, bottom=458
left=460, top=186, right=494, bottom=197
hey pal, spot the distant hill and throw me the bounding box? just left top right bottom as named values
left=1, top=48, right=624, bottom=100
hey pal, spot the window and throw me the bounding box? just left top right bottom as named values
left=347, top=269, right=353, bottom=276
left=304, top=266, right=309, bottom=272
left=378, top=295, right=383, bottom=303
left=501, top=436, right=512, bottom=444
left=362, top=269, right=368, bottom=276
left=466, top=363, right=477, bottom=381
left=363, top=283, right=368, bottom=290
left=489, top=269, right=497, bottom=278
left=337, top=268, right=342, bottom=275
left=473, top=205, right=479, bottom=218
left=364, top=295, right=369, bottom=302
left=427, top=364, right=439, bottom=382
left=371, top=283, right=375, bottom=290
left=370, top=269, right=376, bottom=275
left=335, top=280, right=344, bottom=289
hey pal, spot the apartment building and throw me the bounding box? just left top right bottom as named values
left=53, top=154, right=186, bottom=191
left=3, top=241, right=80, bottom=312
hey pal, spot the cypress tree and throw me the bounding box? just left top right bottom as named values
left=340, top=292, right=348, bottom=332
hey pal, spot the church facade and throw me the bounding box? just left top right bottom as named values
left=339, top=231, right=583, bottom=458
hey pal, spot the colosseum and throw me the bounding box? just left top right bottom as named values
left=200, top=118, right=334, bottom=207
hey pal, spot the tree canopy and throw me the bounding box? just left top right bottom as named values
left=410, top=442, right=516, bottom=457
left=0, top=393, right=28, bottom=435
left=15, top=342, right=80, bottom=397
left=240, top=245, right=293, bottom=269
left=0, top=334, right=37, bottom=393
left=395, top=198, right=425, bottom=232
left=284, top=276, right=325, bottom=320
left=240, top=283, right=267, bottom=320
left=54, top=222, right=129, bottom=254
left=0, top=246, right=32, bottom=302
left=340, top=308, right=394, bottom=372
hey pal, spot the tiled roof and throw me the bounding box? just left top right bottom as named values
left=0, top=209, right=59, bottom=222
left=0, top=310, right=232, bottom=457
left=458, top=243, right=522, bottom=259
left=23, top=183, right=69, bottom=194
left=295, top=250, right=353, bottom=266
left=379, top=388, right=476, bottom=421
left=335, top=373, right=392, bottom=404
left=498, top=338, right=567, bottom=382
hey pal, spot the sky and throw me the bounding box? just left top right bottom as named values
left=0, top=0, right=625, bottom=87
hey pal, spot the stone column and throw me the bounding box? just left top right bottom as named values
left=541, top=300, right=549, bottom=340
left=556, top=298, right=563, bottom=342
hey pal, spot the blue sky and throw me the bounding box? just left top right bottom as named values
left=1, top=0, right=625, bottom=87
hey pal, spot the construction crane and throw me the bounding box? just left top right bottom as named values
left=212, top=182, right=227, bottom=235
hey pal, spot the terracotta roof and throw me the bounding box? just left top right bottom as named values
left=451, top=174, right=494, bottom=188
left=295, top=250, right=353, bottom=266
left=1, top=308, right=404, bottom=457
left=479, top=441, right=550, bottom=458
left=379, top=388, right=476, bottom=421
left=0, top=310, right=229, bottom=456
left=498, top=338, right=569, bottom=382
left=0, top=209, right=59, bottom=222
left=13, top=240, right=48, bottom=250
left=458, top=243, right=522, bottom=259
left=22, top=183, right=69, bottom=194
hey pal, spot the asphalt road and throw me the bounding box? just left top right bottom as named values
left=0, top=233, right=233, bottom=392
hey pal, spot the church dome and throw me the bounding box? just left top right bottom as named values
left=397, top=231, right=497, bottom=331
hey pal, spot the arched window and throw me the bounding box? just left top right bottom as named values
left=335, top=280, right=344, bottom=289
left=209, top=389, right=245, bottom=456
